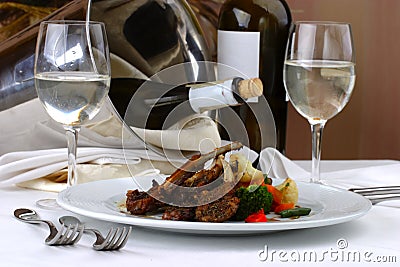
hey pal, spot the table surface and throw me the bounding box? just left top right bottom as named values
left=1, top=160, right=400, bottom=267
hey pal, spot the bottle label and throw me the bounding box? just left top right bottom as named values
left=188, top=79, right=239, bottom=113
left=218, top=30, right=260, bottom=103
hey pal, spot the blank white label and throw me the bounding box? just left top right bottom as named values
left=218, top=30, right=260, bottom=78
left=218, top=30, right=260, bottom=102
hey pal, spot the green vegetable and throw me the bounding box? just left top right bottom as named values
left=279, top=207, right=311, bottom=218
left=263, top=174, right=272, bottom=185
left=235, top=185, right=273, bottom=221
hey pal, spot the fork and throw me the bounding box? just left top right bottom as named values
left=14, top=208, right=83, bottom=245
left=349, top=186, right=400, bottom=205
left=59, top=216, right=132, bottom=251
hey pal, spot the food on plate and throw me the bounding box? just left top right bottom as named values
left=279, top=207, right=311, bottom=218
left=229, top=153, right=264, bottom=184
left=244, top=209, right=268, bottom=223
left=194, top=194, right=240, bottom=223
left=125, top=142, right=311, bottom=223
left=274, top=177, right=299, bottom=204
left=234, top=185, right=272, bottom=221
left=126, top=142, right=241, bottom=215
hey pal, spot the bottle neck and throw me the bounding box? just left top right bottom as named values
left=188, top=78, right=244, bottom=113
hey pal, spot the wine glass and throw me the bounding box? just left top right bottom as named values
left=34, top=20, right=111, bottom=207
left=283, top=22, right=356, bottom=183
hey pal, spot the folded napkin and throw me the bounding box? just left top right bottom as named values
left=259, top=147, right=400, bottom=207
left=0, top=97, right=222, bottom=154
left=0, top=147, right=182, bottom=191
left=0, top=95, right=224, bottom=192
left=131, top=114, right=221, bottom=152
left=0, top=141, right=257, bottom=193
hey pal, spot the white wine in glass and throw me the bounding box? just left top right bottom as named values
left=34, top=20, right=111, bottom=207
left=284, top=22, right=356, bottom=183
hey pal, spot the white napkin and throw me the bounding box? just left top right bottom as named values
left=0, top=147, right=178, bottom=188
left=0, top=97, right=223, bottom=154
left=0, top=96, right=223, bottom=191
left=259, top=147, right=400, bottom=189
left=131, top=114, right=221, bottom=152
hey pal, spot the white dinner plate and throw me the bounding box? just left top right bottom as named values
left=57, top=176, right=372, bottom=235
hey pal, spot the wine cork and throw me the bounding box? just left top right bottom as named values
left=237, top=78, right=263, bottom=98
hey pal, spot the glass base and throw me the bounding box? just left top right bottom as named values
left=309, top=178, right=325, bottom=185
left=36, top=198, right=61, bottom=210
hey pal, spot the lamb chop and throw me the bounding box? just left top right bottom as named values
left=125, top=180, right=165, bottom=215
left=162, top=207, right=195, bottom=221
left=195, top=194, right=240, bottom=222
left=159, top=141, right=243, bottom=189
left=161, top=154, right=242, bottom=222
left=160, top=155, right=226, bottom=221
left=126, top=142, right=243, bottom=215
left=161, top=193, right=240, bottom=223
left=182, top=154, right=224, bottom=187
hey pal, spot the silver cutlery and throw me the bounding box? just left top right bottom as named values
left=14, top=208, right=83, bottom=245
left=349, top=186, right=400, bottom=204
left=59, top=215, right=132, bottom=251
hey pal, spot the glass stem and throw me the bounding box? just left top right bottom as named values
left=310, top=122, right=326, bottom=183
left=65, top=126, right=80, bottom=187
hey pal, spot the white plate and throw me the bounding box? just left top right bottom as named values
left=57, top=177, right=371, bottom=235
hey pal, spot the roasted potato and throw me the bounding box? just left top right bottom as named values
left=229, top=153, right=264, bottom=184
left=275, top=178, right=299, bottom=204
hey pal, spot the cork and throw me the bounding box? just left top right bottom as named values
left=237, top=78, right=263, bottom=99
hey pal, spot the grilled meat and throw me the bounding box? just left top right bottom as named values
left=162, top=207, right=196, bottom=221
left=126, top=189, right=163, bottom=215
left=125, top=142, right=242, bottom=215
left=195, top=194, right=240, bottom=222
left=159, top=141, right=242, bottom=191
left=126, top=142, right=242, bottom=215
left=183, top=155, right=224, bottom=187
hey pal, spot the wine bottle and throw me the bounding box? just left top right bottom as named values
left=217, top=0, right=292, bottom=153
left=109, top=77, right=263, bottom=130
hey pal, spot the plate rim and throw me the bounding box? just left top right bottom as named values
left=57, top=177, right=372, bottom=234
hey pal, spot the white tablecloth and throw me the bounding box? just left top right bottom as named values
left=1, top=160, right=400, bottom=267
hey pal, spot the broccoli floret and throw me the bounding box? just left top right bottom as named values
left=263, top=174, right=272, bottom=185
left=234, top=185, right=273, bottom=221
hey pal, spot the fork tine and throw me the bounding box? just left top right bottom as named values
left=57, top=224, right=74, bottom=245
left=72, top=225, right=84, bottom=244
left=357, top=191, right=400, bottom=196
left=369, top=195, right=400, bottom=205
left=111, top=228, right=127, bottom=250
left=45, top=228, right=63, bottom=245
left=114, top=227, right=132, bottom=250
left=104, top=228, right=121, bottom=250
left=94, top=228, right=116, bottom=250
left=46, top=224, right=69, bottom=245
left=65, top=223, right=83, bottom=245
left=350, top=186, right=400, bottom=205
left=88, top=226, right=132, bottom=251
left=349, top=185, right=400, bottom=194
left=63, top=224, right=78, bottom=244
